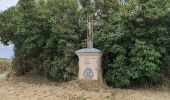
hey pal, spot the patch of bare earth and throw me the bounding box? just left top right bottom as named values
left=0, top=75, right=170, bottom=100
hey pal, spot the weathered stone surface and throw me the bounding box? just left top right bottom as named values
left=76, top=48, right=102, bottom=82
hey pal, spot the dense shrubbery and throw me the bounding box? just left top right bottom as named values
left=95, top=0, right=170, bottom=87
left=0, top=0, right=170, bottom=87
left=0, top=0, right=80, bottom=81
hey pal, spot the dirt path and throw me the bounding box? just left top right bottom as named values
left=0, top=76, right=170, bottom=100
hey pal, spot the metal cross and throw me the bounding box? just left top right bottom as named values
left=87, top=15, right=94, bottom=48
left=79, top=14, right=102, bottom=48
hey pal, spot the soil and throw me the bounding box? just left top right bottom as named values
left=0, top=75, right=170, bottom=100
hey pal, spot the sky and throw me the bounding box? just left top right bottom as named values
left=0, top=0, right=18, bottom=11
left=0, top=0, right=18, bottom=58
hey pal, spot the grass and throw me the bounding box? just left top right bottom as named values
left=0, top=76, right=170, bottom=100
left=0, top=58, right=11, bottom=62
left=0, top=58, right=11, bottom=74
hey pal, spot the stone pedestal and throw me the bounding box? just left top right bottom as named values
left=75, top=48, right=102, bottom=82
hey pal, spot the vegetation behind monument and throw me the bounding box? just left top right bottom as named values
left=0, top=0, right=170, bottom=87
left=95, top=0, right=170, bottom=87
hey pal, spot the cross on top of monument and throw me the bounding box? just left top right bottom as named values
left=87, top=15, right=94, bottom=48
left=79, top=14, right=102, bottom=48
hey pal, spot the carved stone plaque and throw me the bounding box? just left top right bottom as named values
left=83, top=67, right=93, bottom=79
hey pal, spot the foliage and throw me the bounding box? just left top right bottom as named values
left=0, top=0, right=170, bottom=87
left=0, top=0, right=79, bottom=81
left=94, top=0, right=170, bottom=87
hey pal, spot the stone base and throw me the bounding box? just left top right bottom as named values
left=75, top=48, right=102, bottom=83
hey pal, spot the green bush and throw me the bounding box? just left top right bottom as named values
left=47, top=56, right=76, bottom=82
left=0, top=0, right=170, bottom=87
left=105, top=40, right=161, bottom=87
left=0, top=0, right=79, bottom=81
left=95, top=0, right=170, bottom=87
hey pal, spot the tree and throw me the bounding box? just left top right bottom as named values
left=0, top=0, right=170, bottom=87
left=94, top=0, right=170, bottom=87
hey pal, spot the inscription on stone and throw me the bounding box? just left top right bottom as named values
left=83, top=67, right=93, bottom=79
left=85, top=60, right=91, bottom=64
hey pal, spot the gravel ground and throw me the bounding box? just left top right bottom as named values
left=0, top=75, right=170, bottom=100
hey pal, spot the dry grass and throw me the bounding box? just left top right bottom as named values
left=0, top=58, right=11, bottom=74
left=0, top=75, right=170, bottom=100
left=0, top=59, right=170, bottom=100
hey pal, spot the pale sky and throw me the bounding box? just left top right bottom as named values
left=0, top=0, right=18, bottom=58
left=0, top=0, right=18, bottom=11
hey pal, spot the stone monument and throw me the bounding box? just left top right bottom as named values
left=75, top=15, right=103, bottom=82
